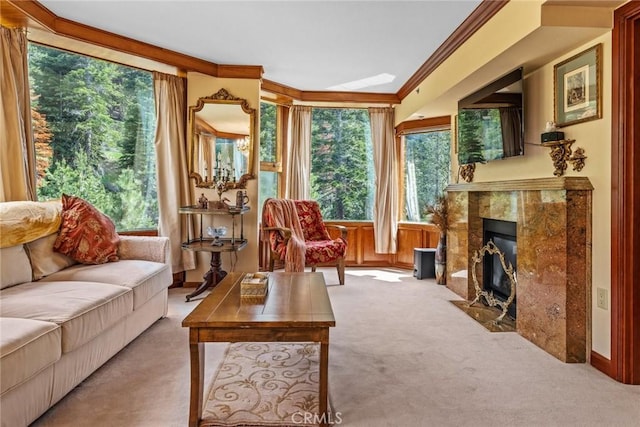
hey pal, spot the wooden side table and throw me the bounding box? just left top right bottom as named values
left=179, top=205, right=249, bottom=301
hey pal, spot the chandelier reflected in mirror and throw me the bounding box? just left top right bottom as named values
left=236, top=136, right=250, bottom=154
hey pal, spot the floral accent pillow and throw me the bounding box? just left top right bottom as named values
left=53, top=194, right=120, bottom=264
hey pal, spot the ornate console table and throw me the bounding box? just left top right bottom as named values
left=179, top=205, right=249, bottom=302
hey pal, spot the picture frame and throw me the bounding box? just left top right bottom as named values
left=553, top=43, right=602, bottom=127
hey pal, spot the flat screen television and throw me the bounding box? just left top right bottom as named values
left=457, top=68, right=524, bottom=165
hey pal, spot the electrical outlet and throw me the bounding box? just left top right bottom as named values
left=597, top=288, right=608, bottom=310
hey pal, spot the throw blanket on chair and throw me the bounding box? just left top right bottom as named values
left=262, top=198, right=306, bottom=272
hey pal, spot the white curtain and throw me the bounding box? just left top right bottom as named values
left=202, top=133, right=215, bottom=180
left=369, top=107, right=398, bottom=254
left=1, top=26, right=36, bottom=202
left=153, top=72, right=195, bottom=273
left=286, top=105, right=312, bottom=200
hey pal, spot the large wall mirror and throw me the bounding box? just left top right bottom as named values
left=189, top=88, right=256, bottom=190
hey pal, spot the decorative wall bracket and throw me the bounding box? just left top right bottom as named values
left=459, top=163, right=476, bottom=183
left=469, top=240, right=517, bottom=324
left=541, top=139, right=586, bottom=177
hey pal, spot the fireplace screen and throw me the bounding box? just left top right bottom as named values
left=485, top=234, right=517, bottom=318
left=469, top=219, right=518, bottom=324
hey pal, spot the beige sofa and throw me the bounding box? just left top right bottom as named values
left=0, top=202, right=172, bottom=427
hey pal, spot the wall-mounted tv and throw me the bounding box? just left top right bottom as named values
left=457, top=67, right=524, bottom=165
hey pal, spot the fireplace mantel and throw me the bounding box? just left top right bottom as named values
left=445, top=177, right=592, bottom=362
left=447, top=176, right=593, bottom=192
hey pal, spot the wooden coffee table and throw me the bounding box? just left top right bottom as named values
left=182, top=272, right=336, bottom=427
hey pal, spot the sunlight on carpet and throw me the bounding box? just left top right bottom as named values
left=345, top=268, right=413, bottom=283
left=201, top=343, right=335, bottom=427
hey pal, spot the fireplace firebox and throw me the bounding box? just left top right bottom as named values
left=483, top=218, right=517, bottom=319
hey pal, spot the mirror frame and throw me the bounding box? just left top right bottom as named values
left=188, top=88, right=256, bottom=189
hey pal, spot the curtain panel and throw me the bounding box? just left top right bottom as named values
left=500, top=107, right=522, bottom=158
left=369, top=107, right=398, bottom=254
left=153, top=72, right=195, bottom=273
left=1, top=26, right=36, bottom=202
left=286, top=105, right=312, bottom=200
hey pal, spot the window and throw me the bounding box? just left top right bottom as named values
left=403, top=130, right=451, bottom=222
left=259, top=102, right=280, bottom=211
left=310, top=108, right=374, bottom=220
left=260, top=102, right=278, bottom=163
left=28, top=43, right=157, bottom=231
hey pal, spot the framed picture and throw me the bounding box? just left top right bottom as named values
left=554, top=43, right=602, bottom=127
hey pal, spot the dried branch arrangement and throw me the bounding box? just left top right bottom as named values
left=425, top=195, right=448, bottom=231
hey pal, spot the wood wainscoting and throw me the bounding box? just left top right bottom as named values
left=259, top=221, right=441, bottom=271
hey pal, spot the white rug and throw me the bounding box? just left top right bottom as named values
left=201, top=342, right=334, bottom=427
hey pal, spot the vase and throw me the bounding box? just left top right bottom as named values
left=435, top=231, right=446, bottom=285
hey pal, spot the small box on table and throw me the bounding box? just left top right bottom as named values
left=241, top=273, right=269, bottom=304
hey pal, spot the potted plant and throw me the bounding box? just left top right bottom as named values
left=425, top=195, right=448, bottom=285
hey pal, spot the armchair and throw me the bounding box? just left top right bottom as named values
left=261, top=198, right=347, bottom=285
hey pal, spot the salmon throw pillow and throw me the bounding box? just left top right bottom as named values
left=53, top=194, right=120, bottom=264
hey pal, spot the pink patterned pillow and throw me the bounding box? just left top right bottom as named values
left=53, top=194, right=120, bottom=264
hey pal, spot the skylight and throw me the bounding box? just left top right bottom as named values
left=326, top=73, right=396, bottom=91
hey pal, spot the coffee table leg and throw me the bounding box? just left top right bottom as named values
left=189, top=341, right=204, bottom=427
left=319, top=336, right=329, bottom=427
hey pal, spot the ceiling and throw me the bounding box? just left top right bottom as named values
left=36, top=0, right=482, bottom=94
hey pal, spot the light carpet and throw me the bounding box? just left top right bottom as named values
left=201, top=342, right=333, bottom=427
left=31, top=267, right=640, bottom=427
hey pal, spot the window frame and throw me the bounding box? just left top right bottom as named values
left=309, top=106, right=374, bottom=221
left=259, top=99, right=289, bottom=199
left=395, top=116, right=451, bottom=223
left=27, top=41, right=159, bottom=233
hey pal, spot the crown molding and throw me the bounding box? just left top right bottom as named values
left=1, top=0, right=32, bottom=27
left=261, top=79, right=303, bottom=101
left=396, top=0, right=509, bottom=100
left=6, top=0, right=263, bottom=79
left=262, top=79, right=400, bottom=104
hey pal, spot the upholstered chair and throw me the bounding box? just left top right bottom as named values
left=261, top=199, right=347, bottom=285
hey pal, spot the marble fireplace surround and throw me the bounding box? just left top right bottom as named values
left=446, top=177, right=593, bottom=363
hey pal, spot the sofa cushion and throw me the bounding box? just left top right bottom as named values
left=0, top=281, right=133, bottom=353
left=54, top=194, right=120, bottom=265
left=0, top=317, right=61, bottom=395
left=25, top=232, right=77, bottom=280
left=0, top=200, right=62, bottom=248
left=0, top=245, right=33, bottom=289
left=41, top=260, right=171, bottom=309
